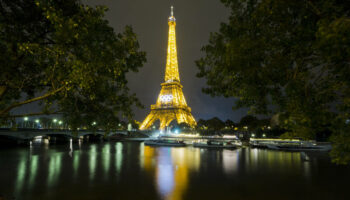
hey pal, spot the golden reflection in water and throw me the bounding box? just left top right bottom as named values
left=246, top=148, right=302, bottom=171
left=153, top=147, right=200, bottom=200
left=143, top=145, right=155, bottom=172
left=47, top=152, right=62, bottom=187
left=115, top=142, right=123, bottom=176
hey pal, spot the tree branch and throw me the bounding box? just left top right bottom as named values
left=0, top=85, right=66, bottom=116
left=8, top=110, right=62, bottom=118
left=0, top=86, right=6, bottom=99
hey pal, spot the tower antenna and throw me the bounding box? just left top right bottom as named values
left=171, top=6, right=174, bottom=16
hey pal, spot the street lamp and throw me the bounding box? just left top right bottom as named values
left=23, top=117, right=28, bottom=128
left=51, top=118, right=57, bottom=129
left=58, top=120, right=63, bottom=129
left=92, top=121, right=97, bottom=126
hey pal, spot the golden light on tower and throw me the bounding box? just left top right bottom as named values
left=139, top=6, right=196, bottom=130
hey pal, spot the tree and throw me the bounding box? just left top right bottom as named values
left=239, top=115, right=258, bottom=130
left=0, top=0, right=146, bottom=132
left=224, top=119, right=236, bottom=129
left=206, top=117, right=225, bottom=131
left=196, top=0, right=350, bottom=164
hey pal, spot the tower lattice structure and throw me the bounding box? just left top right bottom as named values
left=139, top=6, right=196, bottom=130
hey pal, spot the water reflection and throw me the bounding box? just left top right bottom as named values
left=28, top=155, right=39, bottom=189
left=47, top=152, right=62, bottom=187
left=73, top=151, right=80, bottom=178
left=15, top=153, right=26, bottom=194
left=3, top=142, right=338, bottom=200
left=222, top=149, right=239, bottom=174
left=115, top=142, right=123, bottom=176
left=89, top=145, right=97, bottom=180
left=152, top=147, right=201, bottom=200
left=102, top=143, right=111, bottom=178
left=245, top=148, right=303, bottom=172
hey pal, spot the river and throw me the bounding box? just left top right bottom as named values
left=0, top=141, right=349, bottom=200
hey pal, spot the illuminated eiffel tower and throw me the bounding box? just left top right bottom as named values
left=140, top=6, right=196, bottom=130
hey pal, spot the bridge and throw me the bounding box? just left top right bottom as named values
left=0, top=128, right=152, bottom=144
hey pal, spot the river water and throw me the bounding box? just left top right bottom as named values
left=0, top=141, right=349, bottom=200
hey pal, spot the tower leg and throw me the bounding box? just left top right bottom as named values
left=140, top=112, right=157, bottom=130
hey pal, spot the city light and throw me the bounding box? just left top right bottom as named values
left=92, top=121, right=97, bottom=125
left=58, top=121, right=63, bottom=125
left=53, top=119, right=57, bottom=123
left=24, top=117, right=28, bottom=121
left=35, top=119, right=39, bottom=123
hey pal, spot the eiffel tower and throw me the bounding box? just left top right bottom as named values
left=139, top=6, right=196, bottom=130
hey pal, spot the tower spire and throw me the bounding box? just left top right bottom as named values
left=165, top=6, right=179, bottom=82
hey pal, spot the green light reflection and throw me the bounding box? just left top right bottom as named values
left=139, top=142, right=144, bottom=169
left=15, top=156, right=26, bottom=194
left=102, top=143, right=111, bottom=177
left=73, top=151, right=80, bottom=178
left=28, top=155, right=39, bottom=188
left=47, top=153, right=62, bottom=187
left=89, top=145, right=97, bottom=180
left=115, top=142, right=123, bottom=176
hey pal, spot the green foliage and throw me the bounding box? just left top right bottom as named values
left=197, top=0, right=350, bottom=164
left=0, top=0, right=146, bottom=131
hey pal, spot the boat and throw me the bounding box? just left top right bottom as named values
left=193, top=140, right=241, bottom=149
left=266, top=141, right=332, bottom=151
left=144, top=139, right=186, bottom=147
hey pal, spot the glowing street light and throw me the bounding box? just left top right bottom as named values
left=58, top=120, right=63, bottom=125
left=35, top=119, right=40, bottom=123
left=24, top=117, right=28, bottom=121
left=262, top=134, right=266, bottom=137
left=92, top=121, right=97, bottom=126
left=53, top=118, right=57, bottom=123
left=251, top=133, right=255, bottom=137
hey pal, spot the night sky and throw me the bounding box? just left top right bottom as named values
left=85, top=0, right=249, bottom=122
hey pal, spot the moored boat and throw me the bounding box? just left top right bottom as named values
left=193, top=140, right=241, bottom=149
left=266, top=141, right=332, bottom=151
left=144, top=139, right=186, bottom=147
